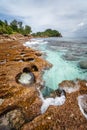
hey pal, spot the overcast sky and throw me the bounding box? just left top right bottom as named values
left=0, top=0, right=87, bottom=37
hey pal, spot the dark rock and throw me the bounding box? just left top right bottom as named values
left=41, top=86, right=54, bottom=97
left=23, top=67, right=31, bottom=73
left=25, top=58, right=34, bottom=62
left=31, top=65, right=38, bottom=71
left=0, top=109, right=25, bottom=130
left=79, top=61, right=87, bottom=69
left=50, top=88, right=66, bottom=98
left=0, top=125, right=10, bottom=130
left=41, top=86, right=66, bottom=98
left=6, top=109, right=25, bottom=130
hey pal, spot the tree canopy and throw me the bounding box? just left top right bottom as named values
left=32, top=29, right=62, bottom=37
left=0, top=19, right=32, bottom=35
left=0, top=19, right=62, bottom=37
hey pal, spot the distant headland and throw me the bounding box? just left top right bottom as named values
left=0, top=19, right=62, bottom=37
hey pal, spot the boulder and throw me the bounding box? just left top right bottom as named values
left=59, top=80, right=80, bottom=93
left=79, top=61, right=87, bottom=69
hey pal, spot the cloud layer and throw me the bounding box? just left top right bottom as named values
left=0, top=0, right=87, bottom=36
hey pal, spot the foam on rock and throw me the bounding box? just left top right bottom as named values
left=18, top=72, right=34, bottom=85
left=38, top=89, right=66, bottom=114
left=61, top=84, right=80, bottom=93
left=59, top=80, right=80, bottom=93
left=77, top=94, right=87, bottom=119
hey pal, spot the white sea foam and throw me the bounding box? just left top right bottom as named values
left=86, top=83, right=87, bottom=87
left=62, top=86, right=79, bottom=93
left=18, top=73, right=32, bottom=84
left=62, top=82, right=80, bottom=93
left=38, top=89, right=66, bottom=114
left=77, top=94, right=87, bottom=119
left=24, top=39, right=47, bottom=47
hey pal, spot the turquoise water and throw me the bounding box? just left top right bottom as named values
left=42, top=49, right=86, bottom=90
left=24, top=37, right=87, bottom=90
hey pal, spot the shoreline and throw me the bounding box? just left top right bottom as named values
left=0, top=35, right=87, bottom=130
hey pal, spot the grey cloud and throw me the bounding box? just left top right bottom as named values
left=0, top=0, right=87, bottom=36
left=73, top=24, right=87, bottom=37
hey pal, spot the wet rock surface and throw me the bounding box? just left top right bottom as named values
left=79, top=61, right=87, bottom=69
left=21, top=80, right=87, bottom=130
left=0, top=37, right=87, bottom=130
left=59, top=80, right=80, bottom=93
left=0, top=39, right=51, bottom=130
left=0, top=33, right=32, bottom=43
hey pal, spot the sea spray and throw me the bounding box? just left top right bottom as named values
left=38, top=88, right=66, bottom=114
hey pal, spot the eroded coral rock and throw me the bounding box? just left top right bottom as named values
left=59, top=80, right=80, bottom=93
left=0, top=106, right=24, bottom=130
left=0, top=39, right=87, bottom=130
left=21, top=80, right=87, bottom=130
left=0, top=40, right=50, bottom=130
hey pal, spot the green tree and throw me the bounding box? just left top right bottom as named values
left=0, top=20, right=4, bottom=26
left=23, top=25, right=32, bottom=35
left=4, top=20, right=8, bottom=26
left=10, top=19, right=18, bottom=32
left=18, top=21, right=23, bottom=29
left=32, top=28, right=62, bottom=37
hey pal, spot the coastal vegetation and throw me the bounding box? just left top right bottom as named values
left=0, top=19, right=31, bottom=35
left=0, top=19, right=62, bottom=37
left=32, top=29, right=62, bottom=37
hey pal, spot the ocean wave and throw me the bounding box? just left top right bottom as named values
left=24, top=39, right=48, bottom=47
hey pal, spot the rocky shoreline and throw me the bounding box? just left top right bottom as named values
left=0, top=34, right=87, bottom=130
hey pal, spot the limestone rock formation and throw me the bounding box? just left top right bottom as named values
left=21, top=79, right=87, bottom=130
left=0, top=37, right=87, bottom=130
left=0, top=39, right=51, bottom=130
